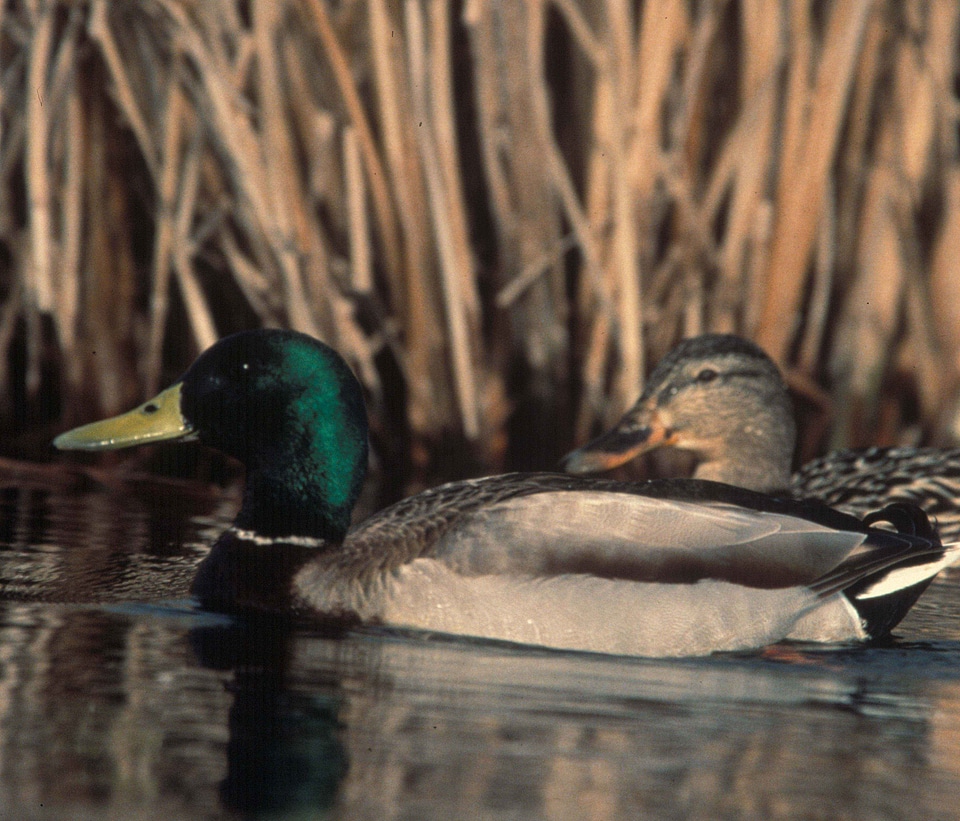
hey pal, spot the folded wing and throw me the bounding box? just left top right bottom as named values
left=432, top=491, right=868, bottom=588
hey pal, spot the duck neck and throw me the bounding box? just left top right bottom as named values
left=693, top=456, right=793, bottom=493
left=235, top=458, right=357, bottom=542
left=691, top=424, right=794, bottom=493
left=192, top=527, right=329, bottom=615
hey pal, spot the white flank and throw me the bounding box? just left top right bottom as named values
left=375, top=559, right=821, bottom=657
left=787, top=594, right=866, bottom=642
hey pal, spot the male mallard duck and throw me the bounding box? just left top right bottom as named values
left=54, top=330, right=958, bottom=657
left=562, top=334, right=960, bottom=541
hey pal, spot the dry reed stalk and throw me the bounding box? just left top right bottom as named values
left=577, top=72, right=614, bottom=424
left=832, top=8, right=883, bottom=280
left=551, top=0, right=603, bottom=65
left=706, top=2, right=780, bottom=335
left=146, top=78, right=186, bottom=394
left=83, top=88, right=138, bottom=416
left=280, top=48, right=339, bottom=210
left=25, top=1, right=55, bottom=320
left=897, top=47, right=936, bottom=199
left=521, top=1, right=574, bottom=371
left=527, top=62, right=606, bottom=313
left=160, top=4, right=268, bottom=237
left=39, top=9, right=84, bottom=392
left=671, top=3, right=721, bottom=167
left=827, top=15, right=949, bottom=446
left=343, top=126, right=373, bottom=295
left=465, top=0, right=571, bottom=455
left=405, top=0, right=480, bottom=439
left=57, top=75, right=83, bottom=391
left=604, top=0, right=644, bottom=414
left=739, top=0, right=781, bottom=103
left=497, top=235, right=579, bottom=309
left=4, top=0, right=960, bottom=473
left=798, top=178, right=836, bottom=373
left=178, top=0, right=333, bottom=349
left=368, top=0, right=453, bottom=438
left=707, top=80, right=777, bottom=334
left=756, top=0, right=872, bottom=364
left=253, top=0, right=317, bottom=338
left=830, top=156, right=907, bottom=448
left=629, top=0, right=687, bottom=199
left=741, top=202, right=775, bottom=345
left=427, top=1, right=479, bottom=321
left=777, top=0, right=812, bottom=198
left=461, top=1, right=510, bottom=226
left=220, top=230, right=278, bottom=321
left=927, top=170, right=960, bottom=437
left=88, top=0, right=156, bottom=170
left=172, top=135, right=218, bottom=352
left=304, top=0, right=403, bottom=283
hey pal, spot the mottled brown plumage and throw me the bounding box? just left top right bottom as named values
left=563, top=334, right=960, bottom=541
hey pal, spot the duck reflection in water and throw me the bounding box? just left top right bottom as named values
left=191, top=617, right=348, bottom=817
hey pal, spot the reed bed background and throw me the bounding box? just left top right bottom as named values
left=2, top=0, right=959, bottom=493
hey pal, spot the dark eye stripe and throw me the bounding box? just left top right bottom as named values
left=656, top=366, right=770, bottom=405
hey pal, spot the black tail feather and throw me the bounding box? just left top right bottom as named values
left=810, top=504, right=950, bottom=639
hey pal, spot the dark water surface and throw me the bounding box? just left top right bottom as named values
left=3, top=465, right=960, bottom=820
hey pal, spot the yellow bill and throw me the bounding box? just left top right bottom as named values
left=53, top=383, right=194, bottom=451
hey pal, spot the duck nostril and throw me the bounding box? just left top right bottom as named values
left=143, top=403, right=159, bottom=414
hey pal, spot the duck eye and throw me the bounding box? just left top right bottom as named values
left=696, top=368, right=718, bottom=383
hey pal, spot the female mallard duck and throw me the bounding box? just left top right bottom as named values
left=562, top=333, right=960, bottom=541
left=54, top=330, right=958, bottom=657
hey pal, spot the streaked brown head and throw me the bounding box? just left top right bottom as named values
left=562, top=335, right=796, bottom=492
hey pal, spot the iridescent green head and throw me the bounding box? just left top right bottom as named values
left=55, top=330, right=369, bottom=541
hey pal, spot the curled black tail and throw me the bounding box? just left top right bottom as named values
left=811, top=503, right=956, bottom=639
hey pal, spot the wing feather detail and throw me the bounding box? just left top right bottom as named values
left=432, top=491, right=866, bottom=588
